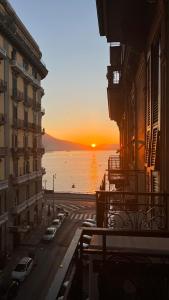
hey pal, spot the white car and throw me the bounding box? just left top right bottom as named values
left=42, top=227, right=57, bottom=241
left=51, top=218, right=60, bottom=227
left=12, top=257, right=34, bottom=282
left=82, top=234, right=92, bottom=244
left=85, top=219, right=96, bottom=225
left=57, top=213, right=65, bottom=221
left=82, top=221, right=95, bottom=228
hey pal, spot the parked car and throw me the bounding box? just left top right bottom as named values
left=42, top=227, right=57, bottom=241
left=57, top=213, right=65, bottom=221
left=6, top=280, right=20, bottom=299
left=11, top=257, right=34, bottom=282
left=82, top=234, right=92, bottom=244
left=51, top=218, right=60, bottom=227
left=82, top=221, right=95, bottom=228
left=85, top=219, right=96, bottom=225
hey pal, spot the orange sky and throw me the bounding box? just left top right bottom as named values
left=46, top=121, right=120, bottom=146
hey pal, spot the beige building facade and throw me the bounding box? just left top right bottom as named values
left=0, top=0, right=47, bottom=252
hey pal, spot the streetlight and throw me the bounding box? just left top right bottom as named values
left=52, top=174, right=56, bottom=217
left=43, top=179, right=47, bottom=190
left=53, top=173, right=56, bottom=192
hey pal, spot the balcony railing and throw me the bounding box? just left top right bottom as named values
left=0, top=46, right=7, bottom=59
left=0, top=79, right=7, bottom=93
left=11, top=60, right=41, bottom=88
left=13, top=119, right=25, bottom=130
left=32, top=101, right=41, bottom=111
left=46, top=227, right=169, bottom=300
left=41, top=128, right=45, bottom=135
left=0, top=212, right=8, bottom=225
left=0, top=113, right=6, bottom=126
left=24, top=97, right=32, bottom=107
left=0, top=147, right=7, bottom=157
left=96, top=191, right=169, bottom=231
left=11, top=168, right=45, bottom=185
left=41, top=107, right=45, bottom=115
left=0, top=179, right=8, bottom=191
left=11, top=191, right=43, bottom=215
left=108, top=155, right=120, bottom=170
left=12, top=88, right=24, bottom=102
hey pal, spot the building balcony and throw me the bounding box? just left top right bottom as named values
left=32, top=101, right=41, bottom=111
left=46, top=227, right=169, bottom=300
left=24, top=97, right=32, bottom=107
left=0, top=147, right=7, bottom=158
left=41, top=107, right=45, bottom=116
left=41, top=128, right=45, bottom=135
left=0, top=113, right=6, bottom=126
left=10, top=60, right=41, bottom=89
left=0, top=46, right=7, bottom=59
left=12, top=88, right=24, bottom=102
left=96, top=191, right=168, bottom=231
left=0, top=179, right=8, bottom=191
left=0, top=212, right=8, bottom=226
left=11, top=191, right=43, bottom=215
left=0, top=79, right=7, bottom=93
left=37, top=147, right=45, bottom=155
left=11, top=147, right=25, bottom=157
left=11, top=168, right=45, bottom=185
left=13, top=119, right=25, bottom=130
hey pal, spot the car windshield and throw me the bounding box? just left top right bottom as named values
left=45, top=229, right=54, bottom=234
left=15, top=263, right=26, bottom=272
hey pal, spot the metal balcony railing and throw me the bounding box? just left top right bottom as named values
left=0, top=147, right=7, bottom=157
left=96, top=191, right=169, bottom=231
left=0, top=179, right=8, bottom=191
left=46, top=227, right=169, bottom=300
left=41, top=107, right=45, bottom=115
left=11, top=60, right=41, bottom=88
left=24, top=96, right=32, bottom=107
left=12, top=88, right=24, bottom=102
left=0, top=46, right=7, bottom=59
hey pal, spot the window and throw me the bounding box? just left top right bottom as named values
left=113, top=71, right=120, bottom=84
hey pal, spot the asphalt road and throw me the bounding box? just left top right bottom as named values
left=15, top=199, right=95, bottom=300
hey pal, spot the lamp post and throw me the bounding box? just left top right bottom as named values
left=43, top=179, right=47, bottom=190
left=52, top=174, right=56, bottom=217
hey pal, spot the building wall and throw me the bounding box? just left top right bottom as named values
left=0, top=0, right=47, bottom=253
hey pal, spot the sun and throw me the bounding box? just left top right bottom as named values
left=91, top=143, right=96, bottom=148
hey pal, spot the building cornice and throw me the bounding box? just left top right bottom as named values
left=0, top=0, right=48, bottom=79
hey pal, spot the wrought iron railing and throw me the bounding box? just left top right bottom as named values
left=45, top=227, right=169, bottom=300
left=96, top=191, right=168, bottom=231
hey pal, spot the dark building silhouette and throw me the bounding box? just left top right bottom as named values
left=35, top=1, right=169, bottom=299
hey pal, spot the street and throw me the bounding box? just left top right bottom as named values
left=14, top=197, right=95, bottom=300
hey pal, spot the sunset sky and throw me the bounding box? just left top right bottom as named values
left=9, top=0, right=119, bottom=146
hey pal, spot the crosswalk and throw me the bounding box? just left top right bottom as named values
left=55, top=203, right=89, bottom=212
left=46, top=202, right=96, bottom=221
left=69, top=212, right=96, bottom=221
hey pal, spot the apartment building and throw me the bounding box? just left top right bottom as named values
left=0, top=0, right=47, bottom=252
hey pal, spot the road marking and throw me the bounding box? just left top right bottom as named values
left=70, top=213, right=75, bottom=219
left=84, top=214, right=88, bottom=220
left=74, top=214, right=79, bottom=220
left=79, top=214, right=83, bottom=220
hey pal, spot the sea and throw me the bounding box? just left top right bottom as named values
left=42, top=150, right=115, bottom=194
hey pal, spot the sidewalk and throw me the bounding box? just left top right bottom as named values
left=0, top=214, right=53, bottom=287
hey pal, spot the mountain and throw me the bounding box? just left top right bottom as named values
left=42, top=134, right=119, bottom=152
left=43, top=134, right=91, bottom=151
